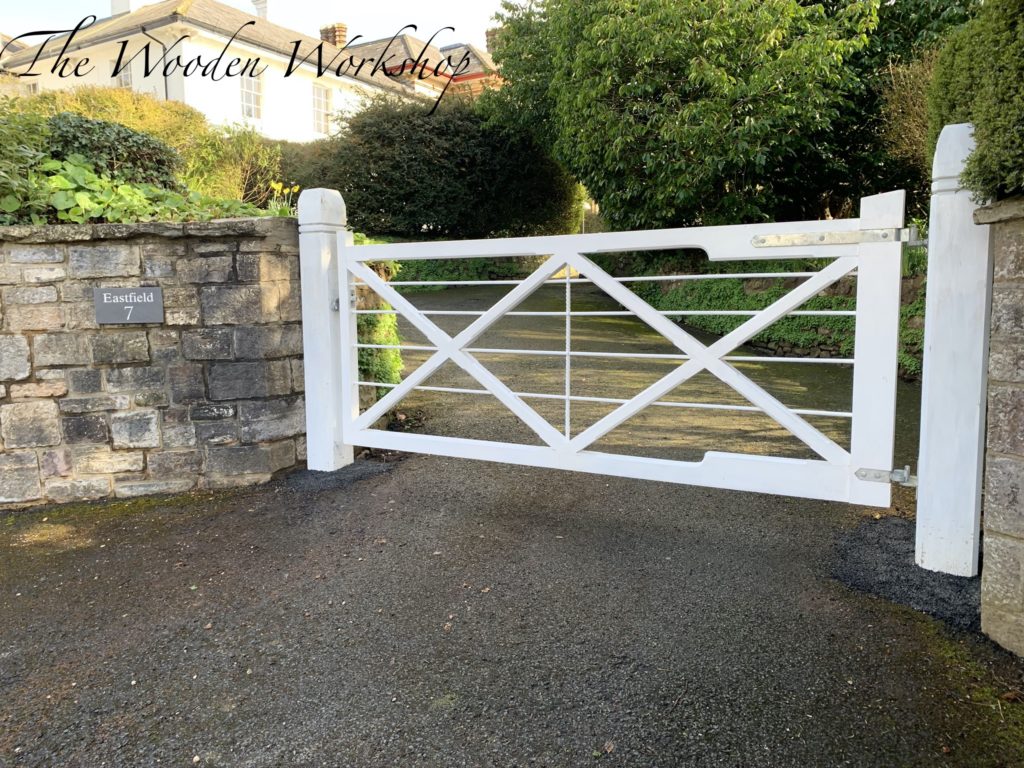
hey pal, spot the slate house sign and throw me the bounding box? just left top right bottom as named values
left=93, top=287, right=164, bottom=324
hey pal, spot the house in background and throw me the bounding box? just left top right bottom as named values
left=0, top=0, right=499, bottom=143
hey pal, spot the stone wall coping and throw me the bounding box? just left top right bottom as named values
left=0, top=217, right=298, bottom=244
left=974, top=196, right=1024, bottom=225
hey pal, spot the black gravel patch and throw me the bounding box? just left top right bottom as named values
left=832, top=515, right=981, bottom=631
left=278, top=456, right=395, bottom=493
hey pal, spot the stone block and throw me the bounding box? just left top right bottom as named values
left=191, top=404, right=235, bottom=420
left=205, top=440, right=295, bottom=476
left=176, top=256, right=234, bottom=283
left=192, top=241, right=238, bottom=255
left=59, top=395, right=131, bottom=414
left=44, top=477, right=111, bottom=504
left=238, top=397, right=305, bottom=443
left=990, top=339, right=1024, bottom=384
left=10, top=380, right=68, bottom=399
left=264, top=281, right=302, bottom=323
left=204, top=473, right=272, bottom=490
left=0, top=401, right=61, bottom=448
left=0, top=451, right=41, bottom=503
left=65, top=304, right=100, bottom=331
left=104, top=366, right=166, bottom=392
left=195, top=421, right=238, bottom=445
left=142, top=256, right=176, bottom=278
left=200, top=285, right=263, bottom=325
left=208, top=361, right=290, bottom=401
left=73, top=447, right=144, bottom=475
left=988, top=385, right=1024, bottom=456
left=182, top=328, right=234, bottom=360
left=165, top=308, right=201, bottom=326
left=992, top=219, right=1024, bottom=281
left=114, top=479, right=196, bottom=499
left=135, top=391, right=169, bottom=407
left=167, top=363, right=206, bottom=404
left=0, top=335, right=31, bottom=380
left=142, top=241, right=186, bottom=259
left=237, top=253, right=298, bottom=283
left=291, top=359, right=304, bottom=393
left=4, top=244, right=64, bottom=264
left=33, top=333, right=89, bottom=367
left=6, top=304, right=65, bottom=331
left=66, top=368, right=103, bottom=394
left=163, top=423, right=197, bottom=449
left=0, top=264, right=22, bottom=284
left=39, top=447, right=72, bottom=479
left=991, top=284, right=1024, bottom=338
left=91, top=332, right=150, bottom=364
left=2, top=285, right=58, bottom=304
left=23, top=266, right=66, bottom=283
left=68, top=244, right=140, bottom=278
left=149, top=329, right=180, bottom=348
left=62, top=414, right=110, bottom=444
left=296, top=435, right=307, bottom=462
left=981, top=533, right=1024, bottom=615
left=985, top=456, right=1024, bottom=538
left=147, top=450, right=203, bottom=477
left=233, top=325, right=303, bottom=360
left=111, top=409, right=161, bottom=448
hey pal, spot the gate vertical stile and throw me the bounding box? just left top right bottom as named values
left=337, top=228, right=360, bottom=458
left=848, top=191, right=906, bottom=506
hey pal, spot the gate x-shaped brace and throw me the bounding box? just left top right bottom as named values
left=349, top=252, right=858, bottom=464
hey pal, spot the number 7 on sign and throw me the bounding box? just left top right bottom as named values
left=124, top=305, right=134, bottom=321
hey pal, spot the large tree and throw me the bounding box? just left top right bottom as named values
left=483, top=0, right=880, bottom=229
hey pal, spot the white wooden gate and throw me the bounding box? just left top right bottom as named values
left=299, top=190, right=908, bottom=508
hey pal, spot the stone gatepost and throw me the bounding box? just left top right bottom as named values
left=976, top=197, right=1024, bottom=656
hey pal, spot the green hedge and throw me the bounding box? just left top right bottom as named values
left=928, top=0, right=1024, bottom=200
left=279, top=96, right=583, bottom=240
left=47, top=112, right=180, bottom=189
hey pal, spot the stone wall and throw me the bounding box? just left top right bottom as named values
left=0, top=218, right=307, bottom=508
left=976, top=197, right=1024, bottom=656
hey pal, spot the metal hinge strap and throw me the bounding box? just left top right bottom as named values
left=752, top=227, right=917, bottom=248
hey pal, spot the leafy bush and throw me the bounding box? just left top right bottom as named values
left=47, top=112, right=180, bottom=188
left=353, top=232, right=404, bottom=390
left=19, top=87, right=281, bottom=202
left=8, top=154, right=263, bottom=226
left=181, top=125, right=282, bottom=206
left=928, top=0, right=1024, bottom=200
left=0, top=99, right=51, bottom=224
left=275, top=139, right=335, bottom=191
left=297, top=96, right=581, bottom=239
left=881, top=49, right=940, bottom=180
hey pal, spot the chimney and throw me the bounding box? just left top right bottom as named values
left=252, top=0, right=268, bottom=18
left=320, top=23, right=349, bottom=47
left=111, top=0, right=149, bottom=14
left=485, top=28, right=501, bottom=54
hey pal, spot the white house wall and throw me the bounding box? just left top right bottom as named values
left=11, top=26, right=386, bottom=143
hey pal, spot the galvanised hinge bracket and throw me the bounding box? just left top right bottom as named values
left=856, top=465, right=918, bottom=488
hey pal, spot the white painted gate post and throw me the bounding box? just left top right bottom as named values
left=916, top=124, right=993, bottom=576
left=298, top=189, right=355, bottom=471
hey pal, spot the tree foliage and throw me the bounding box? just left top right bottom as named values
left=928, top=0, right=1024, bottom=201
left=296, top=96, right=582, bottom=239
left=483, top=0, right=879, bottom=229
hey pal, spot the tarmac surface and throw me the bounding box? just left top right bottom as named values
left=3, top=283, right=1024, bottom=766
left=2, top=457, right=1023, bottom=767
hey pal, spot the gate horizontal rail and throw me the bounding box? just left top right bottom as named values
left=301, top=189, right=906, bottom=507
